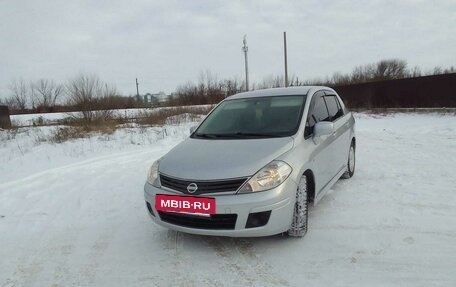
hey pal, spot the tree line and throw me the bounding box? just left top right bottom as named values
left=1, top=59, right=454, bottom=113
left=167, top=59, right=454, bottom=106
left=1, top=75, right=138, bottom=113
left=299, top=59, right=455, bottom=86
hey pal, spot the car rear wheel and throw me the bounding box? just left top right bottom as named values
left=288, top=174, right=308, bottom=237
left=341, top=141, right=356, bottom=179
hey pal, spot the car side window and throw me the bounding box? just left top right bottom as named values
left=335, top=96, right=346, bottom=115
left=305, top=92, right=330, bottom=138
left=325, top=95, right=344, bottom=121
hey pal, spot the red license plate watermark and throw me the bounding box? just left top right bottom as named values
left=155, top=194, right=216, bottom=215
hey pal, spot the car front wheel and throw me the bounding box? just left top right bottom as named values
left=288, top=174, right=308, bottom=237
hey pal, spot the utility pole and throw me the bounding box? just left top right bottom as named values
left=283, top=32, right=289, bottom=87
left=242, top=35, right=249, bottom=91
left=135, top=78, right=140, bottom=99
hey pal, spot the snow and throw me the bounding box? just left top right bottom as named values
left=10, top=105, right=213, bottom=127
left=1, top=113, right=456, bottom=286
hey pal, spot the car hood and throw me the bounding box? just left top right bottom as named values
left=159, top=137, right=294, bottom=180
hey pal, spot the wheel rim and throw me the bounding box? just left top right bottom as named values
left=348, top=146, right=355, bottom=173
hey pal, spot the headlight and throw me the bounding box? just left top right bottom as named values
left=238, top=160, right=292, bottom=193
left=147, top=160, right=161, bottom=187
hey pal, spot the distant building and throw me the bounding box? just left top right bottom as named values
left=142, top=92, right=169, bottom=105
left=152, top=92, right=169, bottom=103
left=143, top=93, right=159, bottom=105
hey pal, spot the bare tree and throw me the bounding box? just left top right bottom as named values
left=169, top=71, right=227, bottom=106
left=443, top=66, right=455, bottom=74
left=196, top=70, right=220, bottom=101
left=0, top=96, right=18, bottom=109
left=52, top=84, right=64, bottom=107
left=432, top=67, right=443, bottom=75
left=66, top=74, right=110, bottom=122
left=8, top=79, right=28, bottom=110
left=222, top=77, right=242, bottom=97
left=288, top=74, right=301, bottom=86
left=33, top=79, right=64, bottom=110
left=257, top=75, right=285, bottom=89
left=374, top=59, right=408, bottom=80
left=174, top=82, right=201, bottom=105
left=67, top=74, right=101, bottom=105
left=410, top=66, right=422, bottom=77
left=97, top=83, right=118, bottom=113
left=29, top=81, right=37, bottom=110
left=330, top=72, right=351, bottom=85
left=350, top=64, right=373, bottom=83
left=102, top=83, right=117, bottom=98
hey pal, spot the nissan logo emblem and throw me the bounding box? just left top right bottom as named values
left=187, top=183, right=198, bottom=193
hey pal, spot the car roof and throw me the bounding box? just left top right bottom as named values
left=226, top=86, right=334, bottom=100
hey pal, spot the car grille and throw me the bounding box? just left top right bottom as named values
left=159, top=174, right=248, bottom=195
left=158, top=211, right=237, bottom=230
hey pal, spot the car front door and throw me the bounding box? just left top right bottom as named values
left=324, top=93, right=351, bottom=176
left=304, top=91, right=335, bottom=195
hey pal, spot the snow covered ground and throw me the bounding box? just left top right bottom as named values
left=0, top=113, right=455, bottom=287
left=10, top=105, right=213, bottom=127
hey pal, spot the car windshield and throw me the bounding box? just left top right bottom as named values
left=193, top=95, right=306, bottom=139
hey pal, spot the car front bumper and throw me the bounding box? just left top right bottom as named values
left=143, top=178, right=297, bottom=237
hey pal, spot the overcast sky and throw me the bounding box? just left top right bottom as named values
left=1, top=0, right=455, bottom=98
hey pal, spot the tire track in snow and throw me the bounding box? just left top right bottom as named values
left=4, top=230, right=78, bottom=287
left=203, top=237, right=254, bottom=286
left=163, top=230, right=231, bottom=287
left=77, top=227, right=116, bottom=286
left=6, top=258, right=43, bottom=287
left=232, top=239, right=290, bottom=286
left=313, top=224, right=456, bottom=238
left=135, top=230, right=195, bottom=286
left=161, top=230, right=195, bottom=287
left=203, top=237, right=290, bottom=287
left=50, top=242, right=74, bottom=287
left=159, top=231, right=229, bottom=287
left=1, top=148, right=159, bottom=286
left=0, top=148, right=159, bottom=190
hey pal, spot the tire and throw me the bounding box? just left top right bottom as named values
left=341, top=141, right=356, bottom=179
left=288, top=175, right=309, bottom=237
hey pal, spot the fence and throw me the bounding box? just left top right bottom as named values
left=331, top=73, right=456, bottom=109
left=0, top=105, right=11, bottom=128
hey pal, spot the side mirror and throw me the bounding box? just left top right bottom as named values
left=189, top=125, right=198, bottom=134
left=313, top=121, right=334, bottom=138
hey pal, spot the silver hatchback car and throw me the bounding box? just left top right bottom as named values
left=144, top=86, right=355, bottom=237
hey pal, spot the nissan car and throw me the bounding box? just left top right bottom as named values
left=144, top=86, right=356, bottom=237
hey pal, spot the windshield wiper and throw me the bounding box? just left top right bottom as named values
left=215, top=132, right=283, bottom=138
left=194, top=133, right=217, bottom=138
left=194, top=132, right=284, bottom=139
left=235, top=132, right=283, bottom=137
